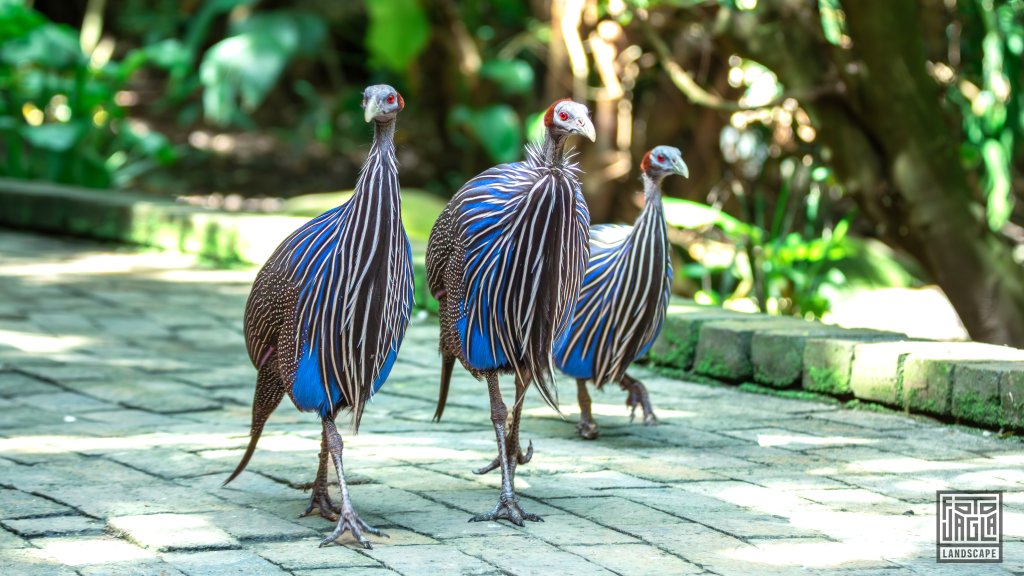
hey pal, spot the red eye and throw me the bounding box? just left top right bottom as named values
left=657, top=155, right=666, bottom=163
left=386, top=95, right=396, bottom=104
left=559, top=111, right=569, bottom=121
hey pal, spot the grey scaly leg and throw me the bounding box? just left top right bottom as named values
left=318, top=418, right=387, bottom=548
left=469, top=372, right=541, bottom=525
left=300, top=426, right=341, bottom=520
left=576, top=378, right=599, bottom=439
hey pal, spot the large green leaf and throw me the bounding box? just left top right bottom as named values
left=480, top=59, right=534, bottom=94
left=366, top=0, right=430, bottom=73
left=199, top=11, right=325, bottom=125
left=662, top=197, right=755, bottom=238
left=450, top=104, right=522, bottom=163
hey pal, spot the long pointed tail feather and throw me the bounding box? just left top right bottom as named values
left=224, top=360, right=285, bottom=485
left=433, top=353, right=456, bottom=422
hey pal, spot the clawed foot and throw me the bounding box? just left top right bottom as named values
left=473, top=440, right=533, bottom=475
left=576, top=418, right=599, bottom=440
left=319, top=506, right=388, bottom=549
left=469, top=495, right=543, bottom=526
left=300, top=482, right=341, bottom=522
left=625, top=382, right=657, bottom=426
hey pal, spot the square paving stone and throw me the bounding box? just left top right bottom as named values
left=109, top=513, right=238, bottom=551
left=161, top=549, right=290, bottom=575
left=0, top=488, right=72, bottom=519
left=563, top=542, right=703, bottom=575
left=3, top=516, right=104, bottom=538
left=253, top=539, right=382, bottom=570
left=362, top=543, right=501, bottom=576
left=456, top=533, right=620, bottom=576
left=0, top=372, right=63, bottom=398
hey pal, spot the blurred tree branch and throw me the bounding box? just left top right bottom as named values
left=639, top=15, right=840, bottom=112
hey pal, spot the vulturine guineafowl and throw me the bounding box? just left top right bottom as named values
left=224, top=84, right=413, bottom=549
left=426, top=99, right=595, bottom=524
left=554, top=146, right=688, bottom=439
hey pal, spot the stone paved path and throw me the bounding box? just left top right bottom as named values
left=0, top=229, right=1021, bottom=576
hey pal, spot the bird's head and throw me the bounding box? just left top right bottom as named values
left=544, top=99, right=596, bottom=142
left=362, top=84, right=404, bottom=124
left=641, top=146, right=689, bottom=180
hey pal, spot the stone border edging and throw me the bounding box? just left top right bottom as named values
left=647, top=299, right=1024, bottom=431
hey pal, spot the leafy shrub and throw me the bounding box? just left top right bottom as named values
left=0, top=0, right=177, bottom=188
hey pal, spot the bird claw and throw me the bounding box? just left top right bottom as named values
left=319, top=506, right=388, bottom=549
left=576, top=418, right=599, bottom=440
left=300, top=482, right=342, bottom=522
left=472, top=440, right=533, bottom=475
left=469, top=495, right=543, bottom=526
left=625, top=381, right=657, bottom=426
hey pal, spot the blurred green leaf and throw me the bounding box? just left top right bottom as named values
left=19, top=122, right=84, bottom=151
left=818, top=0, right=845, bottom=46
left=480, top=59, right=534, bottom=94
left=451, top=104, right=523, bottom=163
left=199, top=11, right=324, bottom=125
left=2, top=23, right=82, bottom=69
left=982, top=138, right=1013, bottom=231
left=366, top=0, right=430, bottom=73
left=662, top=197, right=755, bottom=238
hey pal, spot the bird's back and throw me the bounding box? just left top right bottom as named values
left=245, top=154, right=413, bottom=425
left=554, top=214, right=672, bottom=386
left=429, top=148, right=589, bottom=406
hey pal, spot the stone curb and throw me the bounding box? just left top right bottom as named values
left=0, top=178, right=437, bottom=313
left=649, top=300, right=1024, bottom=431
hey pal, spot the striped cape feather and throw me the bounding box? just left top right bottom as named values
left=453, top=143, right=590, bottom=408
left=554, top=196, right=672, bottom=386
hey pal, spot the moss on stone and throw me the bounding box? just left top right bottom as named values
left=806, top=365, right=848, bottom=395
left=953, top=389, right=1004, bottom=428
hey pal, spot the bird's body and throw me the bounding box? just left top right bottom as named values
left=226, top=85, right=411, bottom=549
left=554, top=146, right=689, bottom=439
left=427, top=99, right=595, bottom=524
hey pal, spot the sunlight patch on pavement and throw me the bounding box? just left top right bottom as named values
left=0, top=329, right=89, bottom=353
left=756, top=434, right=875, bottom=448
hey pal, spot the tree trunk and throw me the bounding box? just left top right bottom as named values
left=719, top=0, right=1024, bottom=346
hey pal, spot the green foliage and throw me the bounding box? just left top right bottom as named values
left=0, top=0, right=176, bottom=188
left=479, top=60, right=535, bottom=95
left=366, top=0, right=430, bottom=73
left=199, top=10, right=327, bottom=126
left=450, top=104, right=523, bottom=163
left=668, top=154, right=917, bottom=318
left=952, top=0, right=1023, bottom=232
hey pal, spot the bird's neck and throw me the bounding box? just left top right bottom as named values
left=638, top=173, right=665, bottom=221
left=541, top=131, right=567, bottom=165
left=356, top=120, right=398, bottom=196
left=373, top=119, right=396, bottom=146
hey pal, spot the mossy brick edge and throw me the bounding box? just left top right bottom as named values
left=650, top=300, right=1024, bottom=431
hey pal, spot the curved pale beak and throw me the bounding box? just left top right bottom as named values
left=363, top=99, right=380, bottom=123
left=672, top=157, right=690, bottom=178
left=574, top=116, right=597, bottom=142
